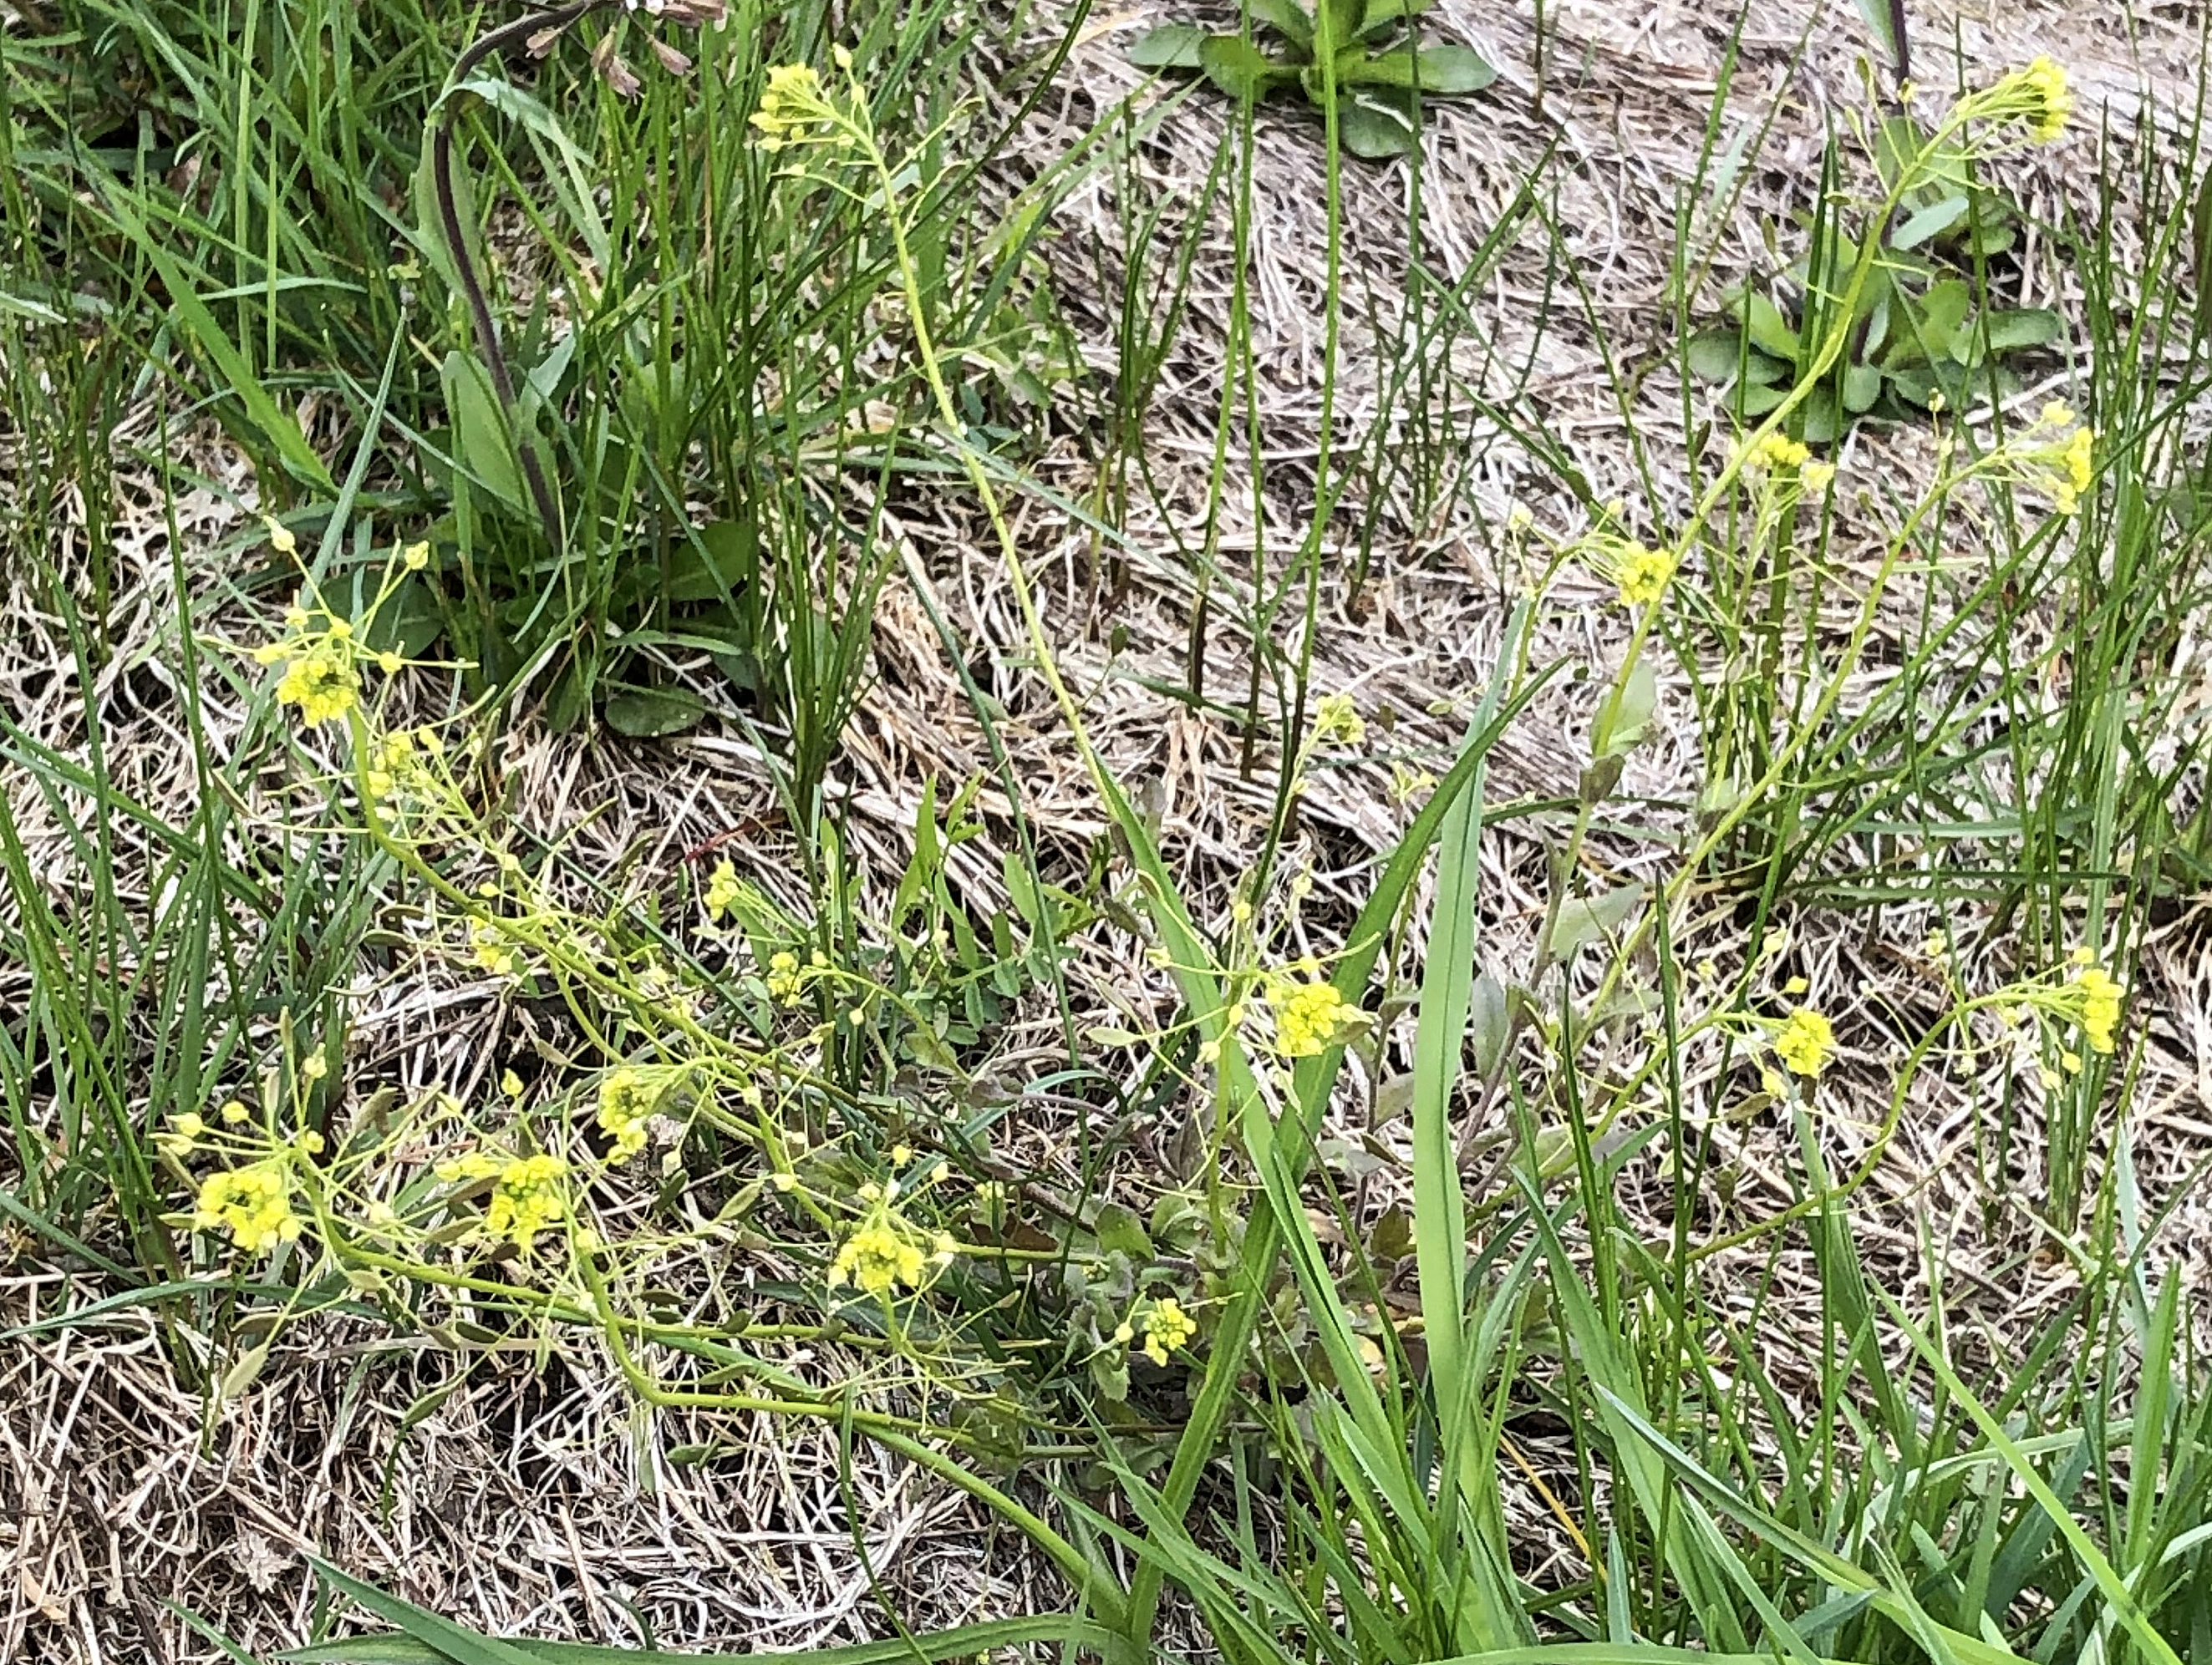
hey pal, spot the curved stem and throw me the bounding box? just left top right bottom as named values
left=431, top=0, right=602, bottom=552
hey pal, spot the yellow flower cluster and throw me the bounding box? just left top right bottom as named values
left=486, top=1154, right=568, bottom=1252
left=194, top=1162, right=300, bottom=1253
left=704, top=860, right=743, bottom=922
left=1141, top=1297, right=1196, bottom=1365
left=256, top=615, right=362, bottom=727
left=470, top=922, right=525, bottom=979
left=1265, top=977, right=1363, bottom=1058
left=750, top=61, right=845, bottom=152
left=2011, top=402, right=2095, bottom=515
left=766, top=949, right=804, bottom=1003
left=365, top=727, right=444, bottom=808
left=1772, top=1007, right=1835, bottom=1077
left=596, top=1069, right=658, bottom=1162
left=2070, top=957, right=2123, bottom=1054
left=2018, top=56, right=2073, bottom=143
left=1613, top=542, right=1677, bottom=607
left=1960, top=56, right=2073, bottom=146
left=830, top=1221, right=927, bottom=1296
left=1311, top=693, right=1365, bottom=748
left=1742, top=433, right=1810, bottom=473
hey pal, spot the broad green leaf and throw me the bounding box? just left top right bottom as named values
left=1591, top=658, right=1657, bottom=759
left=1685, top=327, right=1749, bottom=381
left=1841, top=362, right=1883, bottom=414
left=440, top=350, right=527, bottom=517
left=1250, top=0, right=1314, bottom=51
left=1198, top=33, right=1295, bottom=100
left=1742, top=291, right=1799, bottom=360
left=1416, top=43, right=1495, bottom=91
left=1546, top=881, right=1644, bottom=962
left=1916, top=278, right=1972, bottom=349
left=1854, top=0, right=1908, bottom=86
left=602, top=687, right=708, bottom=738
left=1094, top=1201, right=1152, bottom=1261
left=665, top=517, right=760, bottom=603
left=1128, top=23, right=1207, bottom=68
left=1339, top=43, right=1493, bottom=93
left=1891, top=194, right=1970, bottom=251
left=1976, top=307, right=2063, bottom=353
left=1339, top=90, right=1417, bottom=158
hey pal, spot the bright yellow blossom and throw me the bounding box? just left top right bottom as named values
left=596, top=1069, right=658, bottom=1162
left=486, top=1154, right=567, bottom=1252
left=1265, top=977, right=1363, bottom=1058
left=1772, top=1007, right=1835, bottom=1077
left=829, top=1221, right=927, bottom=1296
left=704, top=859, right=743, bottom=921
left=194, top=1162, right=300, bottom=1253
left=1140, top=1297, right=1197, bottom=1365
left=1614, top=542, right=1677, bottom=607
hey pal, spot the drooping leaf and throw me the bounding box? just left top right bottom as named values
left=1128, top=23, right=1208, bottom=68
left=1250, top=0, right=1314, bottom=52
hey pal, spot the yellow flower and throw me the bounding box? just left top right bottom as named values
left=1140, top=1297, right=1196, bottom=1366
left=173, top=1111, right=206, bottom=1140
left=262, top=515, right=297, bottom=556
left=704, top=859, right=743, bottom=921
left=1963, top=57, right=2073, bottom=145
left=2019, top=55, right=2072, bottom=142
left=435, top=1150, right=504, bottom=1183
left=1312, top=693, right=1365, bottom=748
left=1265, top=977, right=1364, bottom=1058
left=1740, top=433, right=1810, bottom=473
left=1614, top=542, right=1677, bottom=607
left=2072, top=964, right=2122, bottom=1054
left=470, top=922, right=523, bottom=978
left=402, top=540, right=430, bottom=571
left=1772, top=1007, right=1835, bottom=1078
left=829, top=1221, right=927, bottom=1296
left=193, top=1163, right=300, bottom=1253
left=485, top=1154, right=568, bottom=1252
left=1996, top=403, right=2094, bottom=516
left=221, top=1099, right=251, bottom=1124
left=272, top=637, right=360, bottom=726
left=596, top=1068, right=658, bottom=1163
left=750, top=62, right=840, bottom=150
left=765, top=949, right=803, bottom=1003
